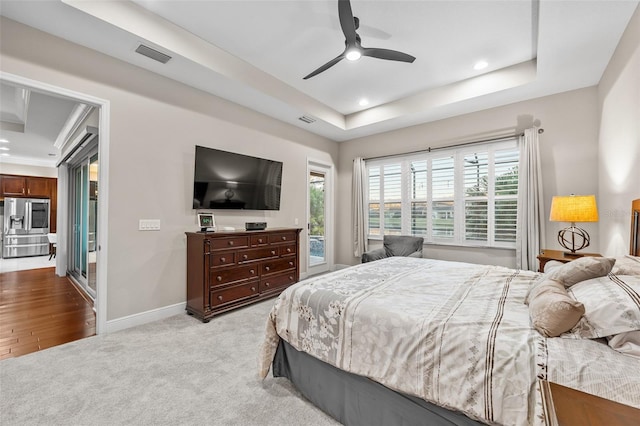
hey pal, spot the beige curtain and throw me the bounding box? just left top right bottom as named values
left=352, top=157, right=368, bottom=258
left=516, top=127, right=545, bottom=271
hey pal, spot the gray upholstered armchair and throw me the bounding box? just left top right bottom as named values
left=361, top=235, right=424, bottom=263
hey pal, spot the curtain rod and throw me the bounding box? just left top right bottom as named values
left=361, top=128, right=544, bottom=162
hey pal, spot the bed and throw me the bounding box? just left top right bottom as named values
left=258, top=202, right=640, bottom=426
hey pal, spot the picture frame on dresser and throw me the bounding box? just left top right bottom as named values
left=197, top=213, right=216, bottom=232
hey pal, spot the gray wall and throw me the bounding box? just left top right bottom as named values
left=0, top=17, right=339, bottom=321
left=597, top=5, right=640, bottom=257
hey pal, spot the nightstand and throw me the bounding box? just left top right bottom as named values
left=541, top=381, right=640, bottom=426
left=537, top=249, right=602, bottom=273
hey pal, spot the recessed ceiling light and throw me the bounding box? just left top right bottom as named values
left=474, top=60, right=488, bottom=70
left=0, top=147, right=8, bottom=151
left=359, top=98, right=369, bottom=107
left=0, top=138, right=9, bottom=143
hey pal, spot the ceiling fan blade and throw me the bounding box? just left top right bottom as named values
left=303, top=54, right=345, bottom=80
left=338, top=0, right=357, bottom=45
left=362, top=47, right=416, bottom=63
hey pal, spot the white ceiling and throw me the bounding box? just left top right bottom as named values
left=0, top=82, right=80, bottom=167
left=0, top=0, right=638, bottom=152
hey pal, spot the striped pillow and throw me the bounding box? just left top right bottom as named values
left=564, top=274, right=640, bottom=339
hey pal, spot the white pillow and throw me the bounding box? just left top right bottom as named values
left=612, top=255, right=640, bottom=276
left=607, top=331, right=640, bottom=358
left=563, top=274, right=640, bottom=339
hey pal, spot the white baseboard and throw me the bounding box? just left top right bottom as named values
left=105, top=302, right=186, bottom=334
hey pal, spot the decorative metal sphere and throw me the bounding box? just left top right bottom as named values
left=557, top=226, right=590, bottom=253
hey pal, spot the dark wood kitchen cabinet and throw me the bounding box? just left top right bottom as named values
left=185, top=228, right=302, bottom=322
left=1, top=174, right=53, bottom=198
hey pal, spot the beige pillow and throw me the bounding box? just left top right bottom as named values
left=528, top=279, right=585, bottom=337
left=546, top=256, right=616, bottom=288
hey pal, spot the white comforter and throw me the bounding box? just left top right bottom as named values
left=259, top=257, right=640, bottom=425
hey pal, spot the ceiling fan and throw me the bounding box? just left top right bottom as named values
left=303, top=0, right=416, bottom=80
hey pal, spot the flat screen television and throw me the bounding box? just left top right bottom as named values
left=192, top=146, right=283, bottom=210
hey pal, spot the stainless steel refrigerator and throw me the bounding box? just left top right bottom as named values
left=3, top=197, right=50, bottom=258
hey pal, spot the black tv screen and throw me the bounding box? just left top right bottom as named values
left=192, top=146, right=282, bottom=210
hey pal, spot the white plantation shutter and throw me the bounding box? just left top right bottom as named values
left=365, top=138, right=519, bottom=248
left=410, top=160, right=428, bottom=236
left=463, top=152, right=489, bottom=242
left=368, top=167, right=381, bottom=236
left=383, top=164, right=402, bottom=235
left=494, top=149, right=519, bottom=243
left=431, top=156, right=455, bottom=239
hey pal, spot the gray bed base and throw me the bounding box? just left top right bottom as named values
left=273, top=340, right=485, bottom=426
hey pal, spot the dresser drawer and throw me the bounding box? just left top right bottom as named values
left=237, top=247, right=279, bottom=263
left=262, top=258, right=296, bottom=276
left=279, top=243, right=296, bottom=256
left=260, top=272, right=296, bottom=293
left=210, top=251, right=236, bottom=268
left=208, top=236, right=249, bottom=251
left=250, top=234, right=269, bottom=247
left=268, top=232, right=297, bottom=244
left=210, top=281, right=259, bottom=307
left=210, top=264, right=258, bottom=286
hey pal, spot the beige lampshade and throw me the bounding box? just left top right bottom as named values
left=549, top=195, right=599, bottom=223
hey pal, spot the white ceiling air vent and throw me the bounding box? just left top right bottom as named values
left=135, top=44, right=172, bottom=64
left=298, top=115, right=316, bottom=124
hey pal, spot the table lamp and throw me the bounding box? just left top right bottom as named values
left=549, top=194, right=598, bottom=256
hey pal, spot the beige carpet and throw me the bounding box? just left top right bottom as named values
left=0, top=299, right=339, bottom=425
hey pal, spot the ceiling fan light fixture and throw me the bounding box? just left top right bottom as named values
left=346, top=48, right=362, bottom=61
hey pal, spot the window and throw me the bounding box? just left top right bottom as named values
left=366, top=139, right=519, bottom=248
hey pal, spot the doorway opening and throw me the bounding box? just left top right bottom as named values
left=1, top=72, right=110, bottom=335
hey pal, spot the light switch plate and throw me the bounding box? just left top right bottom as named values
left=139, top=219, right=161, bottom=231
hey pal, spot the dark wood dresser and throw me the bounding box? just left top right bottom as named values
left=185, top=228, right=302, bottom=322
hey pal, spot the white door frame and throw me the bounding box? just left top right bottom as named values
left=306, top=158, right=334, bottom=276
left=1, top=71, right=110, bottom=335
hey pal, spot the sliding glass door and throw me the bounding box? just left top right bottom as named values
left=69, top=147, right=98, bottom=300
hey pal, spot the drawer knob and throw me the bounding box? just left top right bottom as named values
left=286, top=248, right=292, bottom=253
left=217, top=276, right=222, bottom=282
left=229, top=241, right=234, bottom=246
left=289, top=262, right=293, bottom=266
left=243, top=254, right=248, bottom=260
left=265, top=266, right=270, bottom=271
left=250, top=269, right=255, bottom=275
left=265, top=282, right=270, bottom=287
left=217, top=295, right=223, bottom=301
left=251, top=286, right=256, bottom=292
left=220, top=257, right=226, bottom=262
left=271, top=250, right=276, bottom=255
left=258, top=238, right=263, bottom=243
left=289, top=276, right=293, bottom=281
left=281, top=236, right=286, bottom=240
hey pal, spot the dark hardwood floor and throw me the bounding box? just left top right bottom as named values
left=0, top=267, right=95, bottom=360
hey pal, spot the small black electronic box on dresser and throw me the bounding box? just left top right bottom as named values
left=185, top=228, right=302, bottom=322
